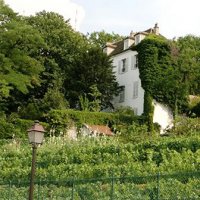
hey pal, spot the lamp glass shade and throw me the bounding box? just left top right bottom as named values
left=28, top=131, right=44, bottom=144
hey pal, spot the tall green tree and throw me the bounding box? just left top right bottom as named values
left=27, top=11, right=89, bottom=100
left=0, top=1, right=45, bottom=112
left=87, top=30, right=124, bottom=48
left=27, top=12, right=119, bottom=110
left=65, top=46, right=120, bottom=109
left=176, top=35, right=200, bottom=95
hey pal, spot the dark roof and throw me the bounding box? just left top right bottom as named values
left=104, top=24, right=164, bottom=56
left=109, top=40, right=134, bottom=56
left=107, top=29, right=154, bottom=56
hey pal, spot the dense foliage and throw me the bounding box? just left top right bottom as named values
left=1, top=1, right=200, bottom=198
left=0, top=108, right=138, bottom=139
left=0, top=116, right=200, bottom=198
left=0, top=1, right=120, bottom=116
left=136, top=34, right=200, bottom=131
left=0, top=133, right=199, bottom=183
left=87, top=30, right=124, bottom=48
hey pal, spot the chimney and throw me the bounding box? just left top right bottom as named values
left=154, top=23, right=159, bottom=35
left=130, top=30, right=135, bottom=38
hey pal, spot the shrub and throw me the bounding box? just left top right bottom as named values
left=46, top=109, right=117, bottom=135
left=172, top=117, right=200, bottom=135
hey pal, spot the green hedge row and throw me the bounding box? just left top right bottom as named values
left=45, top=109, right=141, bottom=135
left=0, top=118, right=33, bottom=139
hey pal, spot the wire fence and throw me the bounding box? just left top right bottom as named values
left=0, top=171, right=199, bottom=200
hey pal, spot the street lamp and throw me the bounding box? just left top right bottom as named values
left=27, top=120, right=45, bottom=200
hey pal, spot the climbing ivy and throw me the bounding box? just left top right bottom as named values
left=135, top=35, right=172, bottom=131
left=136, top=35, right=172, bottom=96
left=135, top=35, right=190, bottom=131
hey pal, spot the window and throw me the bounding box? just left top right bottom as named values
left=122, top=59, right=126, bottom=72
left=133, top=81, right=138, bottom=99
left=118, top=58, right=128, bottom=74
left=119, top=86, right=125, bottom=102
left=131, top=55, right=138, bottom=70
left=135, top=35, right=140, bottom=45
left=135, top=55, right=138, bottom=68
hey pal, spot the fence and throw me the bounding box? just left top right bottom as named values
left=0, top=171, right=199, bottom=200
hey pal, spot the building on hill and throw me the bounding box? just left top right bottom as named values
left=103, top=24, right=173, bottom=133
left=103, top=23, right=160, bottom=116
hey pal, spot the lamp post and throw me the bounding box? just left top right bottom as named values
left=27, top=120, right=45, bottom=200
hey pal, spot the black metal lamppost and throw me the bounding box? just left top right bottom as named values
left=27, top=120, right=45, bottom=200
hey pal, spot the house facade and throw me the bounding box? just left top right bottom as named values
left=103, top=23, right=160, bottom=115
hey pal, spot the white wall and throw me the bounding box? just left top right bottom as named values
left=112, top=50, right=144, bottom=115
left=153, top=100, right=174, bottom=134
left=135, top=34, right=146, bottom=45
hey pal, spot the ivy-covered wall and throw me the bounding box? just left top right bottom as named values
left=135, top=34, right=190, bottom=131
left=135, top=35, right=171, bottom=131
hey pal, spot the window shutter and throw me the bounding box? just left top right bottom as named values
left=119, top=86, right=125, bottom=102
left=133, top=81, right=138, bottom=98
left=118, top=60, right=121, bottom=74
left=125, top=57, right=129, bottom=72
left=131, top=56, right=134, bottom=70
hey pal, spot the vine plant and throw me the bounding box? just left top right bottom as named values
left=135, top=35, right=188, bottom=132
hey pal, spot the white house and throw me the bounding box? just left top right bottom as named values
left=103, top=24, right=174, bottom=133
left=104, top=23, right=160, bottom=115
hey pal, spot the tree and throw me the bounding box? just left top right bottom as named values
left=87, top=30, right=124, bottom=48
left=65, top=46, right=120, bottom=109
left=0, top=0, right=17, bottom=24
left=88, top=84, right=102, bottom=112
left=27, top=11, right=90, bottom=101
left=0, top=1, right=46, bottom=112
left=176, top=35, right=200, bottom=96
left=27, top=12, right=120, bottom=110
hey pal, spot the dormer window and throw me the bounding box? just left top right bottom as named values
left=103, top=43, right=116, bottom=55
left=135, top=34, right=146, bottom=45
left=124, top=37, right=134, bottom=50
left=135, top=35, right=141, bottom=45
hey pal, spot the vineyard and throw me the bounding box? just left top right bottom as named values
left=0, top=131, right=200, bottom=199
left=0, top=172, right=199, bottom=199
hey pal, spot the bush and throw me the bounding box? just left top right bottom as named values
left=0, top=120, right=16, bottom=139
left=46, top=109, right=117, bottom=135
left=18, top=101, right=43, bottom=120
left=0, top=116, right=41, bottom=139
left=172, top=117, right=200, bottom=136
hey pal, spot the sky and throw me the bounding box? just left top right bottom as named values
left=4, top=0, right=200, bottom=39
